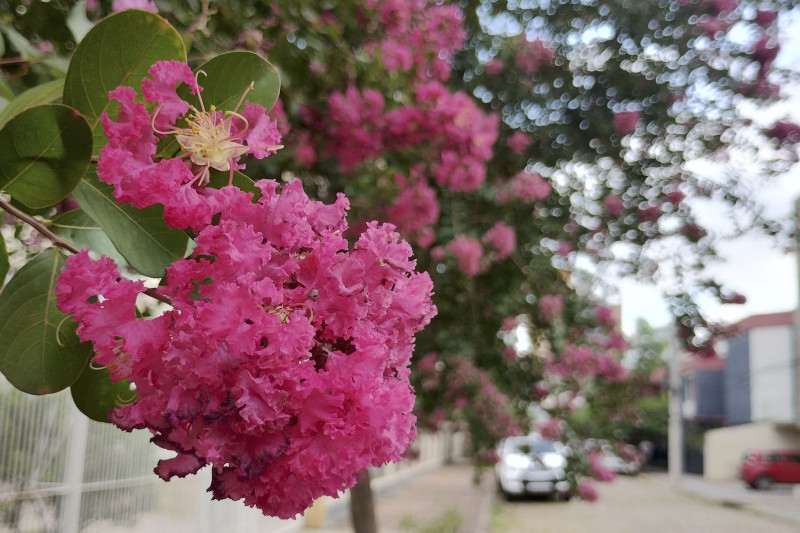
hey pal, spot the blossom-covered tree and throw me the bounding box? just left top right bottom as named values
left=1, top=0, right=799, bottom=530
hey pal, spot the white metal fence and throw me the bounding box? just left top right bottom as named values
left=1, top=376, right=455, bottom=533
left=0, top=379, right=159, bottom=533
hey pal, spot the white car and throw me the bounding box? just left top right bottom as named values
left=495, top=435, right=571, bottom=500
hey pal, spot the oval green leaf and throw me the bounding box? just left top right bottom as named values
left=71, top=365, right=136, bottom=423
left=51, top=209, right=128, bottom=267
left=180, top=51, right=280, bottom=113
left=0, top=249, right=92, bottom=394
left=0, top=79, right=64, bottom=130
left=72, top=170, right=189, bottom=278
left=0, top=104, right=92, bottom=209
left=63, top=9, right=186, bottom=153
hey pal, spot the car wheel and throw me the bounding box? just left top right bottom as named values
left=754, top=475, right=773, bottom=490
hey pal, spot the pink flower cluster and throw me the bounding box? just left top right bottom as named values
left=593, top=306, right=617, bottom=329
left=58, top=182, right=436, bottom=518
left=578, top=481, right=599, bottom=502
left=604, top=194, right=624, bottom=217
left=58, top=60, right=437, bottom=519
left=546, top=345, right=628, bottom=383
left=482, top=221, right=516, bottom=260
left=327, top=86, right=386, bottom=170
left=507, top=131, right=531, bottom=155
left=612, top=110, right=641, bottom=136
left=326, top=83, right=498, bottom=193
left=588, top=451, right=617, bottom=482
left=444, top=358, right=520, bottom=440
left=447, top=235, right=484, bottom=277
left=538, top=294, right=564, bottom=324
left=409, top=83, right=498, bottom=192
left=484, top=58, right=504, bottom=75
left=112, top=0, right=158, bottom=13
left=368, top=0, right=466, bottom=81
left=537, top=418, right=565, bottom=442
left=97, top=60, right=282, bottom=230
left=515, top=37, right=554, bottom=75
left=498, top=171, right=552, bottom=203
left=767, top=120, right=800, bottom=145
left=387, top=174, right=440, bottom=247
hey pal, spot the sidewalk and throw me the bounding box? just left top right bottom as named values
left=651, top=472, right=800, bottom=526
left=302, top=462, right=494, bottom=533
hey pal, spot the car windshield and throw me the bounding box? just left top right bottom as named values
left=507, top=438, right=556, bottom=455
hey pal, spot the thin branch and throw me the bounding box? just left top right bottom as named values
left=0, top=56, right=30, bottom=66
left=0, top=197, right=80, bottom=254
left=0, top=197, right=172, bottom=306
left=185, top=0, right=217, bottom=37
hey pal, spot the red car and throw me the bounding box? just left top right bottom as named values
left=741, top=449, right=800, bottom=490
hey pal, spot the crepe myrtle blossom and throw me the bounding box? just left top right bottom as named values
left=98, top=60, right=282, bottom=230
left=447, top=235, right=484, bottom=277
left=56, top=178, right=436, bottom=519
left=497, top=171, right=551, bottom=203
left=482, top=221, right=516, bottom=260
left=588, top=451, right=616, bottom=482
left=537, top=418, right=565, bottom=442
left=578, top=481, right=599, bottom=502
left=507, top=131, right=530, bottom=155
left=112, top=0, right=158, bottom=12
left=538, top=294, right=564, bottom=324
left=515, top=37, right=554, bottom=75
left=612, top=110, right=641, bottom=136
left=603, top=194, right=623, bottom=217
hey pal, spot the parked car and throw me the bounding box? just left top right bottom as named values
left=741, top=449, right=800, bottom=490
left=585, top=439, right=643, bottom=475
left=495, top=434, right=571, bottom=500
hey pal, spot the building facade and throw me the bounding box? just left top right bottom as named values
left=703, top=311, right=800, bottom=480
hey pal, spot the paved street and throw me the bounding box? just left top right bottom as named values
left=307, top=463, right=494, bottom=533
left=491, top=474, right=800, bottom=533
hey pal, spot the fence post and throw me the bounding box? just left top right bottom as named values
left=59, top=405, right=89, bottom=533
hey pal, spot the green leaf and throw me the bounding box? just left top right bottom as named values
left=71, top=365, right=135, bottom=423
left=0, top=79, right=65, bottom=130
left=181, top=51, right=280, bottom=113
left=0, top=24, right=44, bottom=63
left=51, top=209, right=128, bottom=267
left=63, top=9, right=186, bottom=154
left=72, top=170, right=189, bottom=278
left=0, top=234, right=8, bottom=285
left=0, top=104, right=93, bottom=209
left=0, top=249, right=92, bottom=395
left=0, top=77, right=14, bottom=102
left=207, top=168, right=261, bottom=200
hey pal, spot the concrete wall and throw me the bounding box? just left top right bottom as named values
left=703, top=422, right=800, bottom=481
left=750, top=326, right=795, bottom=423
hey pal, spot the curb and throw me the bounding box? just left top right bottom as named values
left=668, top=478, right=800, bottom=528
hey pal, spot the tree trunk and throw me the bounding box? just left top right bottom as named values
left=349, top=468, right=377, bottom=533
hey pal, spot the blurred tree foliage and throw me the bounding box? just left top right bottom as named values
left=1, top=0, right=797, bottom=472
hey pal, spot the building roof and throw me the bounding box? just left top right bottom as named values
left=732, top=311, right=794, bottom=334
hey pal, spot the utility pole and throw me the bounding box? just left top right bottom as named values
left=794, top=198, right=800, bottom=426
left=667, top=331, right=683, bottom=485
